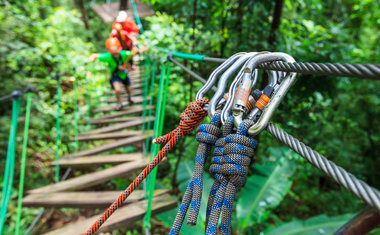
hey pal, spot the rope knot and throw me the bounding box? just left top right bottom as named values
left=206, top=118, right=257, bottom=235
left=179, top=99, right=208, bottom=135
left=170, top=112, right=223, bottom=234
left=154, top=98, right=208, bottom=145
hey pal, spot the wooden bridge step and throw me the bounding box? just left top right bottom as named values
left=104, top=83, right=143, bottom=95
left=88, top=105, right=154, bottom=123
left=70, top=130, right=143, bottom=142
left=22, top=189, right=168, bottom=208
left=42, top=193, right=176, bottom=235
left=94, top=96, right=148, bottom=113
left=52, top=153, right=143, bottom=168
left=100, top=90, right=143, bottom=103
left=28, top=159, right=150, bottom=194
left=80, top=116, right=154, bottom=136
left=63, top=133, right=152, bottom=159
left=91, top=117, right=145, bottom=125
left=103, top=83, right=143, bottom=95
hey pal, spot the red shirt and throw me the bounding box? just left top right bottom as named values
left=112, top=18, right=139, bottom=34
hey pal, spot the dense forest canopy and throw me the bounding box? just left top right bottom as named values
left=0, top=0, right=379, bottom=234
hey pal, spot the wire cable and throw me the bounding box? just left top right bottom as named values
left=266, top=123, right=380, bottom=212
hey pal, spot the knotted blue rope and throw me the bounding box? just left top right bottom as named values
left=206, top=117, right=257, bottom=235
left=170, top=113, right=222, bottom=234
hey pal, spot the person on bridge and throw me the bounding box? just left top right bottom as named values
left=111, top=11, right=140, bottom=56
left=89, top=37, right=136, bottom=111
left=110, top=11, right=140, bottom=70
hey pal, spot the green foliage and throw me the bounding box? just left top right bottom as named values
left=157, top=160, right=214, bottom=234
left=0, top=0, right=379, bottom=233
left=263, top=214, right=354, bottom=235
left=237, top=150, right=297, bottom=230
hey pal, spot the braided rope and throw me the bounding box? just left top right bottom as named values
left=258, top=62, right=380, bottom=79
left=170, top=113, right=222, bottom=234
left=266, top=122, right=380, bottom=212
left=206, top=117, right=257, bottom=235
left=84, top=98, right=209, bottom=235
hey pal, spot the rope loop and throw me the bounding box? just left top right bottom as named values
left=170, top=112, right=222, bottom=235
left=206, top=118, right=257, bottom=235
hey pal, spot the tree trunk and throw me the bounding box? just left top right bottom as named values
left=236, top=0, right=243, bottom=50
left=120, top=0, right=128, bottom=10
left=219, top=0, right=230, bottom=58
left=268, top=0, right=284, bottom=48
left=75, top=0, right=90, bottom=30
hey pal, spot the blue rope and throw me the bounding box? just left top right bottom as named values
left=170, top=113, right=222, bottom=234
left=206, top=117, right=257, bottom=235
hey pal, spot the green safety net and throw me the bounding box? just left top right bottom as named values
left=55, top=77, right=61, bottom=183
left=143, top=62, right=170, bottom=230
left=0, top=95, right=21, bottom=234
left=15, top=92, right=32, bottom=235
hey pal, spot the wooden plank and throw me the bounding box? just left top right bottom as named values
left=80, top=116, right=154, bottom=136
left=103, top=83, right=142, bottom=95
left=91, top=117, right=143, bottom=125
left=91, top=1, right=155, bottom=24
left=100, top=90, right=143, bottom=103
left=62, top=133, right=152, bottom=159
left=23, top=189, right=168, bottom=208
left=28, top=159, right=149, bottom=194
left=88, top=105, right=154, bottom=122
left=94, top=96, right=147, bottom=113
left=52, top=153, right=143, bottom=168
left=43, top=194, right=175, bottom=235
left=70, top=130, right=142, bottom=142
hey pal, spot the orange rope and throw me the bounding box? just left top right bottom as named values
left=84, top=98, right=209, bottom=235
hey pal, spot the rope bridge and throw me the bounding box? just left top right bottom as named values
left=1, top=0, right=380, bottom=234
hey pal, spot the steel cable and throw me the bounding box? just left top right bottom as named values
left=266, top=123, right=380, bottom=211
left=259, top=62, right=380, bottom=79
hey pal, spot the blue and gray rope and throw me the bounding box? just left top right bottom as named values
left=206, top=118, right=257, bottom=235
left=170, top=113, right=222, bottom=234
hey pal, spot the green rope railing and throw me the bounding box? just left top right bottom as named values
left=155, top=47, right=206, bottom=61
left=85, top=71, right=92, bottom=130
left=143, top=62, right=170, bottom=230
left=131, top=0, right=144, bottom=34
left=0, top=91, right=21, bottom=234
left=73, top=77, right=79, bottom=152
left=55, top=75, right=61, bottom=183
left=15, top=90, right=33, bottom=235
left=144, top=61, right=156, bottom=159
left=141, top=58, right=151, bottom=136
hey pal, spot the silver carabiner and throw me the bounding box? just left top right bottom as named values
left=208, top=52, right=260, bottom=118
left=233, top=52, right=296, bottom=135
left=221, top=53, right=284, bottom=124
left=195, top=52, right=246, bottom=101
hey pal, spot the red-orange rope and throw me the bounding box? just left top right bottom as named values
left=84, top=98, right=209, bottom=235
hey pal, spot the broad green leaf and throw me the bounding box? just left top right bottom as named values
left=237, top=155, right=297, bottom=229
left=263, top=214, right=354, bottom=235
